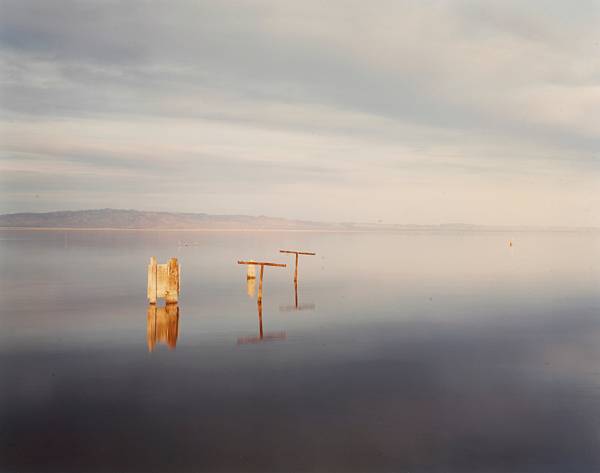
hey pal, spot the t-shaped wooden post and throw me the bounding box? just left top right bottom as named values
left=279, top=250, right=316, bottom=283
left=238, top=261, right=286, bottom=303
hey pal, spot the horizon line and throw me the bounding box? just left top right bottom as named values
left=0, top=208, right=598, bottom=231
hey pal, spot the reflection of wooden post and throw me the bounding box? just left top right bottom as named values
left=147, top=257, right=180, bottom=304
left=147, top=305, right=157, bottom=351
left=247, top=277, right=256, bottom=298
left=279, top=250, right=316, bottom=283
left=258, top=301, right=263, bottom=339
left=238, top=261, right=286, bottom=304
left=279, top=277, right=315, bottom=312
left=237, top=298, right=286, bottom=344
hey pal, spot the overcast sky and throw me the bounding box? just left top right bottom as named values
left=0, top=0, right=598, bottom=225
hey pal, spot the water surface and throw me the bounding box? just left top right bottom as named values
left=1, top=230, right=599, bottom=472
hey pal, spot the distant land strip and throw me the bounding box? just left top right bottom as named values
left=0, top=209, right=597, bottom=232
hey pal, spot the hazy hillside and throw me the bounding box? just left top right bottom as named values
left=0, top=209, right=340, bottom=230
left=0, top=209, right=596, bottom=232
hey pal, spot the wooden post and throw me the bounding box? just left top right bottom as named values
left=147, top=257, right=157, bottom=304
left=279, top=250, right=316, bottom=283
left=258, top=264, right=265, bottom=303
left=294, top=253, right=299, bottom=283
left=238, top=261, right=286, bottom=304
left=294, top=279, right=298, bottom=309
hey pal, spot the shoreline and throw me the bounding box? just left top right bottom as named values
left=0, top=226, right=597, bottom=233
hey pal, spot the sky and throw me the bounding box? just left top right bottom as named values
left=0, top=0, right=599, bottom=226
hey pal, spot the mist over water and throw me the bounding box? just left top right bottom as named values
left=1, top=230, right=599, bottom=472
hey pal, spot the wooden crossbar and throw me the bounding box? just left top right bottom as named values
left=238, top=261, right=286, bottom=267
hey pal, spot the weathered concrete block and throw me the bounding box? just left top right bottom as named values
left=147, top=257, right=180, bottom=304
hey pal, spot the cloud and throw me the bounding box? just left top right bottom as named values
left=0, top=0, right=598, bottom=224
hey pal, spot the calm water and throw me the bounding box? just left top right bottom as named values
left=1, top=230, right=600, bottom=472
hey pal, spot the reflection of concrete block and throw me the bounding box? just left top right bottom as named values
left=147, top=257, right=180, bottom=304
left=247, top=278, right=256, bottom=298
left=147, top=304, right=179, bottom=352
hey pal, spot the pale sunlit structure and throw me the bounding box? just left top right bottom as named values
left=247, top=277, right=256, bottom=298
left=246, top=262, right=256, bottom=280
left=147, top=257, right=180, bottom=304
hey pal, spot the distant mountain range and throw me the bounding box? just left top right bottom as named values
left=0, top=209, right=350, bottom=230
left=0, top=209, right=596, bottom=232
